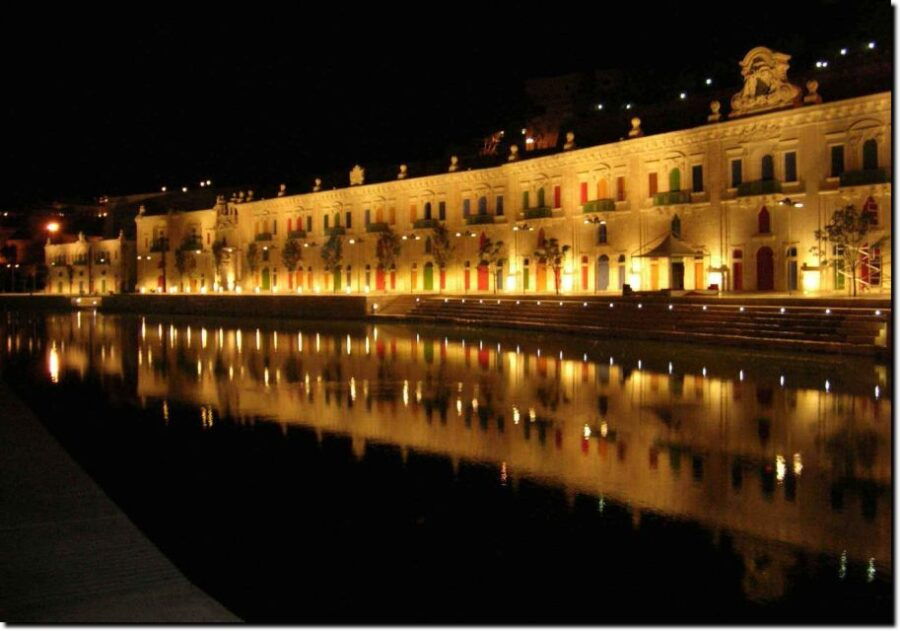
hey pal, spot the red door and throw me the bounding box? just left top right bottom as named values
left=756, top=247, right=774, bottom=290
left=390, top=270, right=396, bottom=290
left=733, top=262, right=743, bottom=291
left=477, top=265, right=489, bottom=291
left=376, top=268, right=385, bottom=291
left=439, top=269, right=446, bottom=290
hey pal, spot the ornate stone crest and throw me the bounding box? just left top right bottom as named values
left=350, top=164, right=365, bottom=186
left=729, top=47, right=801, bottom=118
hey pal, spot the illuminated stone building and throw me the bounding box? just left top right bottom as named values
left=134, top=47, right=891, bottom=296
left=45, top=231, right=135, bottom=294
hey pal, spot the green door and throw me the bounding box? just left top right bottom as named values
left=523, top=266, right=530, bottom=291
left=333, top=268, right=341, bottom=292
left=261, top=268, right=270, bottom=290
left=424, top=263, right=434, bottom=291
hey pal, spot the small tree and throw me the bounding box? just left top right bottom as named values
left=174, top=238, right=198, bottom=291
left=478, top=235, right=506, bottom=293
left=321, top=234, right=343, bottom=291
left=245, top=242, right=260, bottom=275
left=375, top=227, right=402, bottom=271
left=813, top=203, right=879, bottom=296
left=534, top=237, right=570, bottom=295
left=430, top=223, right=454, bottom=292
left=211, top=238, right=226, bottom=288
left=281, top=238, right=302, bottom=280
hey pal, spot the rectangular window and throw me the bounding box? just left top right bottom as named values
left=438, top=201, right=446, bottom=220
left=273, top=220, right=277, bottom=235
left=730, top=159, right=743, bottom=187
left=324, top=215, right=329, bottom=231
left=648, top=173, right=658, bottom=197
left=462, top=199, right=470, bottom=217
left=495, top=196, right=504, bottom=216
left=784, top=152, right=797, bottom=182
left=365, top=209, right=371, bottom=226
left=553, top=185, right=561, bottom=209
left=522, top=191, right=530, bottom=210
left=580, top=182, right=588, bottom=204
left=345, top=211, right=352, bottom=229
left=306, top=216, right=312, bottom=232
left=691, top=165, right=704, bottom=193
left=830, top=146, right=845, bottom=177
left=616, top=177, right=625, bottom=201
left=409, top=203, right=416, bottom=223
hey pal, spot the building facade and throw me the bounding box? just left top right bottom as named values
left=45, top=231, right=136, bottom=294
left=134, top=49, right=891, bottom=297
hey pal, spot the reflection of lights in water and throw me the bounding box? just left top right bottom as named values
left=350, top=377, right=356, bottom=401
left=838, top=551, right=847, bottom=580
left=138, top=349, right=142, bottom=366
left=48, top=343, right=59, bottom=383
left=637, top=359, right=642, bottom=370
left=537, top=349, right=540, bottom=357
left=141, top=319, right=146, bottom=340
left=403, top=380, right=409, bottom=406
left=775, top=455, right=786, bottom=483
left=668, top=362, right=673, bottom=374
left=148, top=349, right=153, bottom=365
left=875, top=385, right=880, bottom=399
left=471, top=398, right=478, bottom=411
left=162, top=400, right=169, bottom=423
left=583, top=353, right=587, bottom=362
left=500, top=462, right=508, bottom=486
left=512, top=406, right=520, bottom=424
left=256, top=329, right=261, bottom=350
left=478, top=340, right=482, bottom=350
left=236, top=329, right=242, bottom=352
left=365, top=337, right=369, bottom=354
left=304, top=373, right=310, bottom=391
left=347, top=334, right=352, bottom=354
left=516, top=345, right=520, bottom=354
left=867, top=558, right=876, bottom=582
left=315, top=333, right=321, bottom=352
left=600, top=421, right=608, bottom=438
left=201, top=327, right=207, bottom=348
left=264, top=367, right=270, bottom=387
left=793, top=453, right=803, bottom=476
left=455, top=398, right=462, bottom=416
left=583, top=424, right=591, bottom=439
left=824, top=379, right=830, bottom=393
left=275, top=369, right=280, bottom=384
left=457, top=382, right=463, bottom=393
left=197, top=360, right=202, bottom=376
left=297, top=333, right=303, bottom=352
left=77, top=312, right=81, bottom=329
left=739, top=370, right=744, bottom=381
left=158, top=324, right=163, bottom=340
left=219, top=328, right=224, bottom=347
left=229, top=365, right=234, bottom=380
left=187, top=326, right=191, bottom=346
left=529, top=408, right=537, bottom=422
left=598, top=496, right=605, bottom=513
left=701, top=367, right=707, bottom=377
left=497, top=343, right=501, bottom=353
left=609, top=357, right=614, bottom=365
left=559, top=351, right=563, bottom=360
left=373, top=327, right=378, bottom=341
left=274, top=332, right=278, bottom=351
left=416, top=381, right=422, bottom=403
left=780, top=375, right=785, bottom=387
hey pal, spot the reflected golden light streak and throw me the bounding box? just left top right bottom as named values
left=48, top=343, right=59, bottom=383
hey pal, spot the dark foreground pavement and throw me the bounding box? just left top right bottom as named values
left=0, top=381, right=239, bottom=623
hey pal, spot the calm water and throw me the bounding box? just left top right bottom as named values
left=0, top=310, right=892, bottom=623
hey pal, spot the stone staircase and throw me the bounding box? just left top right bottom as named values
left=394, top=295, right=890, bottom=356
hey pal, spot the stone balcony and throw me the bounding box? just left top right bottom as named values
left=840, top=168, right=889, bottom=187
left=366, top=222, right=390, bottom=233
left=737, top=180, right=782, bottom=197
left=523, top=206, right=553, bottom=220
left=254, top=232, right=273, bottom=242
left=465, top=213, right=495, bottom=226
left=582, top=198, right=616, bottom=213
left=288, top=229, right=307, bottom=239
left=412, top=218, right=439, bottom=230
left=652, top=191, right=692, bottom=206
left=327, top=226, right=347, bottom=237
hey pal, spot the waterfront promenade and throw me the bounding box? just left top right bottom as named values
left=0, top=381, right=238, bottom=622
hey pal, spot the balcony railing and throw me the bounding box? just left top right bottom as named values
left=737, top=180, right=782, bottom=197
left=465, top=213, right=495, bottom=226
left=181, top=236, right=203, bottom=251
left=582, top=198, right=616, bottom=213
left=412, top=218, right=439, bottom=230
left=328, top=226, right=347, bottom=236
left=653, top=190, right=692, bottom=206
left=288, top=229, right=307, bottom=239
left=149, top=238, right=169, bottom=252
left=255, top=232, right=273, bottom=242
left=840, top=168, right=889, bottom=187
left=366, top=222, right=390, bottom=233
left=523, top=206, right=552, bottom=219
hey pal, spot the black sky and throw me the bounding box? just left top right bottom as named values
left=2, top=1, right=893, bottom=208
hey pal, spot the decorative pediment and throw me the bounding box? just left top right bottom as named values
left=729, top=47, right=801, bottom=118
left=349, top=165, right=365, bottom=186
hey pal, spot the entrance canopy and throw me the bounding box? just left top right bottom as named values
left=635, top=234, right=705, bottom=258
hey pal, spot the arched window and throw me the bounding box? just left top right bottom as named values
left=477, top=196, right=487, bottom=215
left=671, top=214, right=681, bottom=238
left=424, top=202, right=432, bottom=220
left=733, top=249, right=743, bottom=259
left=334, top=212, right=341, bottom=227
left=597, top=223, right=607, bottom=244
left=758, top=206, right=771, bottom=234
left=618, top=254, right=626, bottom=263
left=863, top=139, right=878, bottom=170
left=537, top=188, right=546, bottom=208
left=669, top=168, right=681, bottom=192
left=761, top=155, right=774, bottom=181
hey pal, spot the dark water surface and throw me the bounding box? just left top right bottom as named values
left=0, top=310, right=892, bottom=623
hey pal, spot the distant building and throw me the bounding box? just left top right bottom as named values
left=45, top=231, right=135, bottom=294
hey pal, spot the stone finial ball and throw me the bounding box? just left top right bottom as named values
left=510, top=145, right=519, bottom=153
left=631, top=117, right=641, bottom=128
left=566, top=131, right=575, bottom=141
left=710, top=100, right=721, bottom=113
left=451, top=155, right=458, bottom=164
left=806, top=79, right=819, bottom=93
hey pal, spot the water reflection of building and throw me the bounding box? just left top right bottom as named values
left=30, top=313, right=891, bottom=600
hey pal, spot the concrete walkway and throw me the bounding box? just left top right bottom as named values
left=0, top=382, right=239, bottom=623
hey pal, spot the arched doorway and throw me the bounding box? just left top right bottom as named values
left=410, top=263, right=418, bottom=291
left=536, top=262, right=547, bottom=292
left=581, top=256, right=589, bottom=291
left=423, top=262, right=434, bottom=291
left=375, top=265, right=385, bottom=291
left=523, top=258, right=531, bottom=291
left=617, top=255, right=626, bottom=290
left=332, top=266, right=341, bottom=292
left=756, top=247, right=774, bottom=290
left=671, top=259, right=684, bottom=290
left=477, top=263, right=489, bottom=291
left=786, top=247, right=798, bottom=291
left=732, top=250, right=743, bottom=291
left=693, top=257, right=704, bottom=290
left=596, top=255, right=609, bottom=291
left=364, top=265, right=371, bottom=291
left=261, top=268, right=270, bottom=290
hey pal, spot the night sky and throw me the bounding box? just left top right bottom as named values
left=2, top=1, right=892, bottom=208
